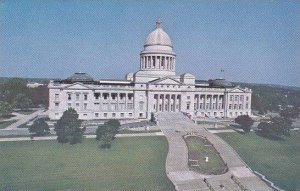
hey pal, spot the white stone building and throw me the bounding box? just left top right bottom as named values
left=48, top=20, right=252, bottom=120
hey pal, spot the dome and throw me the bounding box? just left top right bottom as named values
left=67, top=72, right=94, bottom=82
left=145, top=19, right=172, bottom=47
left=208, top=78, right=233, bottom=88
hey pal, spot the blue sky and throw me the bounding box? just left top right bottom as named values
left=1, top=0, right=299, bottom=87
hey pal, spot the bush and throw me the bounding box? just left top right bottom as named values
left=29, top=118, right=50, bottom=136
left=235, top=115, right=254, bottom=133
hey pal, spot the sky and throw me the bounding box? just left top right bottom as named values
left=0, top=0, right=299, bottom=87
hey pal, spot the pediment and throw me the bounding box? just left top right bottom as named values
left=65, top=83, right=90, bottom=90
left=228, top=87, right=246, bottom=93
left=150, top=77, right=181, bottom=85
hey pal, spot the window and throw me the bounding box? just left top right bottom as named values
left=240, top=95, right=244, bottom=101
left=94, top=93, right=100, bottom=100
left=55, top=113, right=59, bottom=116
left=83, top=114, right=87, bottom=117
left=68, top=94, right=71, bottom=100
left=112, top=113, right=116, bottom=117
left=104, top=113, right=108, bottom=118
left=95, top=113, right=99, bottom=118
left=68, top=103, right=72, bottom=108
left=214, top=112, right=217, bottom=116
left=213, top=103, right=216, bottom=109
left=230, top=95, right=233, bottom=101
left=111, top=103, right=117, bottom=110
left=84, top=94, right=88, bottom=100
left=246, top=96, right=249, bottom=101
left=121, top=113, right=124, bottom=117
left=187, top=96, right=190, bottom=99
left=84, top=103, right=87, bottom=110
left=128, top=94, right=133, bottom=100
left=234, top=104, right=237, bottom=109
left=139, top=113, right=143, bottom=118
left=246, top=103, right=249, bottom=109
left=239, top=104, right=242, bottom=109
left=127, top=103, right=133, bottom=109
left=229, top=104, right=232, bottom=109
left=76, top=94, right=80, bottom=101
left=55, top=94, right=59, bottom=100
left=119, top=103, right=125, bottom=110
left=103, top=93, right=108, bottom=100
left=55, top=103, right=59, bottom=108
left=76, top=103, right=80, bottom=107
left=139, top=102, right=144, bottom=110
left=235, top=95, right=238, bottom=101
left=186, top=103, right=190, bottom=110
left=200, top=103, right=203, bottom=109
left=112, top=94, right=116, bottom=100
left=129, top=113, right=133, bottom=117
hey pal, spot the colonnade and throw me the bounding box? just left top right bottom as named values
left=92, top=92, right=134, bottom=111
left=140, top=55, right=175, bottom=71
left=194, top=94, right=224, bottom=110
left=153, top=94, right=181, bottom=112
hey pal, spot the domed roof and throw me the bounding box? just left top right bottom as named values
left=145, top=19, right=172, bottom=47
left=67, top=72, right=94, bottom=82
left=208, top=78, right=233, bottom=88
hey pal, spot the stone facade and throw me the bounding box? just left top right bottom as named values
left=48, top=20, right=252, bottom=120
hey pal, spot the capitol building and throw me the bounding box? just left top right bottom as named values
left=48, top=20, right=252, bottom=121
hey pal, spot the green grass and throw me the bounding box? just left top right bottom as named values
left=0, top=137, right=174, bottom=191
left=185, top=136, right=227, bottom=175
left=218, top=132, right=300, bottom=191
left=17, top=122, right=29, bottom=128
left=15, top=110, right=36, bottom=115
left=0, top=120, right=17, bottom=129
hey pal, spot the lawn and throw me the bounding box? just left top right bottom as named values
left=0, top=137, right=174, bottom=191
left=0, top=120, right=17, bottom=129
left=185, top=136, right=227, bottom=175
left=218, top=131, right=300, bottom=191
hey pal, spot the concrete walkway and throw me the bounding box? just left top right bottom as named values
left=4, top=109, right=45, bottom=130
left=0, top=132, right=164, bottom=142
left=157, top=112, right=273, bottom=191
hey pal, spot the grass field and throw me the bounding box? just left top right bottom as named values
left=0, top=137, right=174, bottom=191
left=0, top=120, right=17, bottom=129
left=185, top=136, right=227, bottom=175
left=218, top=131, right=300, bottom=191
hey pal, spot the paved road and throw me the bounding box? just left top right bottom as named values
left=0, top=132, right=164, bottom=142
left=4, top=109, right=45, bottom=130
left=156, top=112, right=273, bottom=191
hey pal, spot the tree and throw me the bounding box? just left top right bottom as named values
left=0, top=101, right=12, bottom=116
left=96, top=119, right=120, bottom=149
left=29, top=118, right=50, bottom=136
left=280, top=107, right=299, bottom=119
left=12, top=94, right=33, bottom=111
left=54, top=108, right=85, bottom=144
left=235, top=115, right=254, bottom=133
left=257, top=117, right=291, bottom=138
left=0, top=78, right=28, bottom=103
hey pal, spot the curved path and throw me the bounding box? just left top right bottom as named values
left=157, top=112, right=273, bottom=191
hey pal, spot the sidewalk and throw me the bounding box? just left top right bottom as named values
left=0, top=132, right=164, bottom=142
left=5, top=109, right=45, bottom=130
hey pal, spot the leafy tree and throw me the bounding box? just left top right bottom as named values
left=54, top=108, right=85, bottom=144
left=280, top=107, right=299, bottom=119
left=235, top=115, right=254, bottom=133
left=12, top=94, right=33, bottom=111
left=96, top=119, right=120, bottom=149
left=257, top=117, right=291, bottom=138
left=0, top=101, right=13, bottom=116
left=0, top=78, right=28, bottom=103
left=29, top=118, right=50, bottom=136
